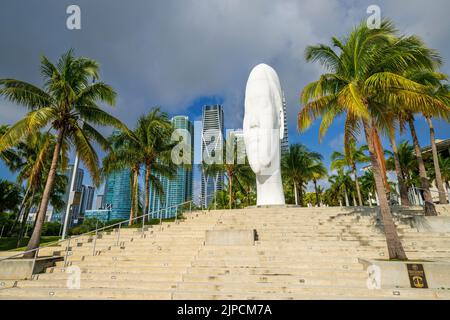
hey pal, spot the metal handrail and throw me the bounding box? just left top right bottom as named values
left=411, top=185, right=450, bottom=196
left=0, top=200, right=195, bottom=263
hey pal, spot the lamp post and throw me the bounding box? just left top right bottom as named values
left=62, top=153, right=80, bottom=239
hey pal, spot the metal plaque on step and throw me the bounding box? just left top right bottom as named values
left=406, top=264, right=428, bottom=288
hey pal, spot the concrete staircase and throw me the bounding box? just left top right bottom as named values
left=1, top=207, right=450, bottom=299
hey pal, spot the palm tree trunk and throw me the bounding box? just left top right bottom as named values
left=294, top=183, right=298, bottom=205
left=129, top=171, right=134, bottom=224
left=363, top=119, right=407, bottom=260
left=9, top=185, right=31, bottom=236
left=228, top=175, right=233, bottom=210
left=298, top=184, right=304, bottom=207
left=372, top=125, right=390, bottom=193
left=344, top=188, right=349, bottom=207
left=426, top=116, right=448, bottom=204
left=129, top=168, right=139, bottom=225
left=24, top=129, right=65, bottom=258
left=408, top=117, right=437, bottom=216
left=144, top=163, right=151, bottom=219
left=17, top=195, right=34, bottom=248
left=352, top=164, right=363, bottom=206
left=313, top=179, right=320, bottom=207
left=388, top=134, right=411, bottom=206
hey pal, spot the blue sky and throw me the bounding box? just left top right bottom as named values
left=1, top=0, right=449, bottom=199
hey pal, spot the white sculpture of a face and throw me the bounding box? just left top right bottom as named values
left=243, top=64, right=285, bottom=206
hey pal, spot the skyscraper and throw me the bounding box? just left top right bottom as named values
left=149, top=116, right=194, bottom=217
left=79, top=185, right=95, bottom=216
left=95, top=195, right=104, bottom=210
left=102, top=168, right=132, bottom=220
left=281, top=92, right=289, bottom=155
left=85, top=168, right=132, bottom=222
left=201, top=105, right=224, bottom=208
left=53, top=164, right=84, bottom=226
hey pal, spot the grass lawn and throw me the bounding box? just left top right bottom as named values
left=0, top=236, right=60, bottom=252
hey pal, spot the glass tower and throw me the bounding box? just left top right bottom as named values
left=149, top=115, right=194, bottom=218
left=281, top=92, right=289, bottom=155
left=103, top=168, right=132, bottom=220
left=52, top=165, right=84, bottom=226
left=201, top=105, right=224, bottom=208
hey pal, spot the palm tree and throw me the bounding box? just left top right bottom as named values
left=234, top=160, right=255, bottom=208
left=0, top=125, right=21, bottom=170
left=102, top=110, right=176, bottom=223
left=405, top=71, right=449, bottom=205
left=360, top=169, right=376, bottom=205
left=328, top=168, right=354, bottom=206
left=8, top=132, right=68, bottom=240
left=311, top=162, right=327, bottom=207
left=330, top=142, right=369, bottom=206
left=297, top=20, right=445, bottom=260
left=0, top=179, right=22, bottom=213
left=438, top=155, right=450, bottom=193
left=281, top=144, right=323, bottom=206
left=0, top=50, right=126, bottom=256
left=403, top=113, right=438, bottom=214
left=386, top=129, right=411, bottom=206
left=132, top=109, right=176, bottom=217
left=202, top=137, right=252, bottom=209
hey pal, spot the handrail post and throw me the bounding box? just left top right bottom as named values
left=116, top=223, right=121, bottom=246
left=64, top=237, right=71, bottom=268
left=142, top=212, right=145, bottom=236
left=175, top=206, right=178, bottom=224
left=92, top=220, right=98, bottom=256
left=30, top=247, right=39, bottom=279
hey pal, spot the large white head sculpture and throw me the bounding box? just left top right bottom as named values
left=243, top=64, right=285, bottom=206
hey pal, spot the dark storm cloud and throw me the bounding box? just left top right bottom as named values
left=1, top=0, right=449, bottom=132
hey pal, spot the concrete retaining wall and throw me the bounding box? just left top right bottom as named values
left=359, top=258, right=450, bottom=290
left=0, top=257, right=63, bottom=280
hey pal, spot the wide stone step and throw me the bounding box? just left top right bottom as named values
left=171, top=287, right=450, bottom=300
left=46, top=265, right=187, bottom=274
left=181, top=274, right=367, bottom=286
left=35, top=272, right=183, bottom=281
left=0, top=287, right=173, bottom=299
left=15, top=279, right=180, bottom=290
left=184, top=266, right=367, bottom=277
left=57, top=260, right=192, bottom=268
left=190, top=260, right=363, bottom=270
left=66, top=254, right=197, bottom=262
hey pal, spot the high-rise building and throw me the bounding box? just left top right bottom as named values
left=79, top=185, right=95, bottom=216
left=281, top=92, right=289, bottom=155
left=201, top=105, right=224, bottom=208
left=149, top=115, right=194, bottom=217
left=95, top=194, right=104, bottom=210
left=53, top=165, right=84, bottom=226
left=85, top=169, right=131, bottom=222
left=102, top=168, right=132, bottom=220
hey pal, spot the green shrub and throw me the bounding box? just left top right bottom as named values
left=0, top=212, right=16, bottom=235
left=41, top=221, right=61, bottom=236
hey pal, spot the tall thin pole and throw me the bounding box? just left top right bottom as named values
left=62, top=153, right=80, bottom=239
